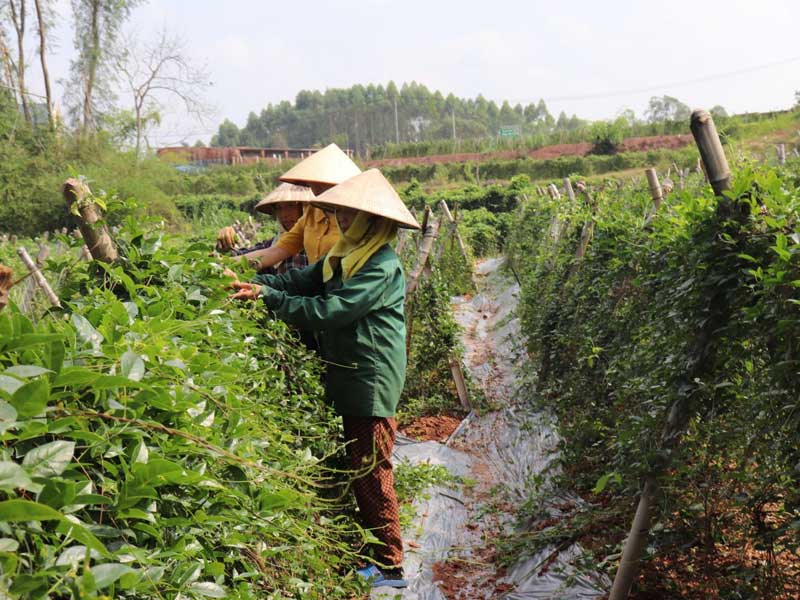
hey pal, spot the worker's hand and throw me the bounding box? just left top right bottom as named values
left=216, top=226, right=238, bottom=252
left=223, top=267, right=238, bottom=279
left=229, top=281, right=262, bottom=301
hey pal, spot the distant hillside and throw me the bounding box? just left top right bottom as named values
left=211, top=81, right=586, bottom=157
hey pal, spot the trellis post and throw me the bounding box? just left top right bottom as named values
left=406, top=210, right=440, bottom=296
left=563, top=177, right=576, bottom=202
left=609, top=109, right=732, bottom=600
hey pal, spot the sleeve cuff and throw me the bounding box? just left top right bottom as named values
left=259, top=285, right=280, bottom=308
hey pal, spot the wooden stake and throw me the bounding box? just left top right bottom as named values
left=17, top=247, right=60, bottom=308
left=450, top=359, right=471, bottom=410
left=547, top=183, right=561, bottom=200
left=62, top=178, right=118, bottom=263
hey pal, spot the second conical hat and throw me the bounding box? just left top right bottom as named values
left=313, top=169, right=420, bottom=229
left=255, top=183, right=315, bottom=213
left=278, top=143, right=361, bottom=187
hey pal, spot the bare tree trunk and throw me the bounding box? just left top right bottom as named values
left=9, top=0, right=32, bottom=124
left=0, top=31, right=18, bottom=95
left=62, top=178, right=118, bottom=263
left=33, top=0, right=53, bottom=127
left=82, top=0, right=101, bottom=131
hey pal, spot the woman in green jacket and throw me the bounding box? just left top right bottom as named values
left=229, top=169, right=420, bottom=588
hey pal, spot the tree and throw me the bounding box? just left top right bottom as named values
left=68, top=0, right=142, bottom=132
left=114, top=28, right=212, bottom=155
left=710, top=105, right=728, bottom=118
left=0, top=25, right=19, bottom=102
left=645, top=95, right=691, bottom=123
left=617, top=108, right=637, bottom=126
left=6, top=0, right=31, bottom=123
left=794, top=90, right=799, bottom=108
left=32, top=0, right=53, bottom=127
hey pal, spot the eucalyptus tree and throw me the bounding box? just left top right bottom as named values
left=33, top=0, right=54, bottom=127
left=5, top=0, right=31, bottom=123
left=68, top=0, right=142, bottom=132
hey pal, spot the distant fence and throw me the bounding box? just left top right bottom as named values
left=156, top=146, right=354, bottom=167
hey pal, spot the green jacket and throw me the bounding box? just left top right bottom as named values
left=253, top=244, right=407, bottom=417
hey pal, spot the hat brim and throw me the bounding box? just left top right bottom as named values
left=278, top=143, right=361, bottom=187
left=255, top=183, right=316, bottom=213
left=311, top=169, right=420, bottom=229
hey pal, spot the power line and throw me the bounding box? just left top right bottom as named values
left=509, top=55, right=800, bottom=105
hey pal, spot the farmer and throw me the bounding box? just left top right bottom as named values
left=238, top=143, right=360, bottom=271
left=216, top=183, right=311, bottom=275
left=228, top=169, right=420, bottom=588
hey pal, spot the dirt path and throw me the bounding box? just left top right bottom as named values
left=375, top=258, right=607, bottom=599
left=365, top=134, right=693, bottom=169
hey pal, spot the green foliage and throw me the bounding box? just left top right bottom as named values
left=0, top=201, right=368, bottom=598
left=506, top=160, right=800, bottom=593
left=212, top=81, right=566, bottom=156
left=588, top=118, right=627, bottom=155
left=384, top=147, right=698, bottom=185
left=401, top=271, right=463, bottom=421
left=394, top=460, right=460, bottom=528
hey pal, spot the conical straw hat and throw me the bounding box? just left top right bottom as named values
left=312, top=169, right=420, bottom=229
left=255, top=183, right=315, bottom=213
left=278, top=143, right=361, bottom=186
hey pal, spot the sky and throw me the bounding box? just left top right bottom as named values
left=25, top=0, right=800, bottom=145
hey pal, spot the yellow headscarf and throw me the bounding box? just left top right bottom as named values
left=322, top=211, right=397, bottom=282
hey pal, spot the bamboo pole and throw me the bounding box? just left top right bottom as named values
left=62, top=178, right=118, bottom=263
left=563, top=177, right=576, bottom=202
left=776, top=143, right=786, bottom=166
left=416, top=207, right=431, bottom=252
left=609, top=109, right=733, bottom=600
left=573, top=187, right=597, bottom=263
left=22, top=244, right=49, bottom=311
left=645, top=168, right=664, bottom=212
left=406, top=213, right=440, bottom=295
left=17, top=247, right=60, bottom=308
left=691, top=110, right=731, bottom=196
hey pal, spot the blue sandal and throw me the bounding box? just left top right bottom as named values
left=356, top=564, right=408, bottom=588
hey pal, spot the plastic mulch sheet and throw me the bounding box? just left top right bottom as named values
left=371, top=259, right=609, bottom=599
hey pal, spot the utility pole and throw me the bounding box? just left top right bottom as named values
left=394, top=97, right=400, bottom=144
left=451, top=108, right=457, bottom=149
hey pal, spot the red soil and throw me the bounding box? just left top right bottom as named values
left=400, top=415, right=462, bottom=442
left=364, top=134, right=694, bottom=168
